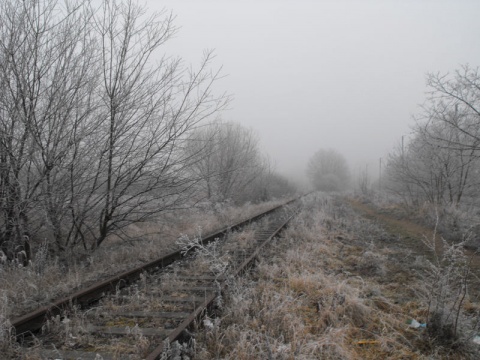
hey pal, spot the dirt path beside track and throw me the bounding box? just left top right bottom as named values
left=347, top=198, right=480, bottom=275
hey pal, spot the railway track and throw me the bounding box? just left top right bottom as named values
left=13, top=198, right=301, bottom=359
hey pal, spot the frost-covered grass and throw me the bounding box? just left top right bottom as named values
left=193, top=193, right=480, bottom=359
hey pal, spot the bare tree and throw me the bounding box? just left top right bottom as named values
left=70, top=0, right=228, bottom=249
left=386, top=125, right=479, bottom=208
left=423, top=65, right=480, bottom=152
left=385, top=66, right=480, bottom=208
left=306, top=149, right=350, bottom=192
left=0, top=0, right=100, bottom=259
left=0, top=0, right=229, bottom=258
left=185, top=121, right=268, bottom=204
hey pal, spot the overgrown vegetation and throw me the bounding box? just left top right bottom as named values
left=192, top=194, right=480, bottom=359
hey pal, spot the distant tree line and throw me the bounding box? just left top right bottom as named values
left=385, top=65, right=480, bottom=208
left=306, top=149, right=350, bottom=192
left=185, top=121, right=296, bottom=205
left=0, top=0, right=295, bottom=263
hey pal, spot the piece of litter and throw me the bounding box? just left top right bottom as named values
left=473, top=335, right=480, bottom=345
left=407, top=319, right=426, bottom=328
left=357, top=340, right=380, bottom=345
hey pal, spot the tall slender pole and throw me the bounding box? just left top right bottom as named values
left=379, top=157, right=382, bottom=192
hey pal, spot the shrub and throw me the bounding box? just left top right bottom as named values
left=419, top=218, right=479, bottom=352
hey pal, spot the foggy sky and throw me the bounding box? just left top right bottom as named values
left=148, top=0, right=480, bottom=183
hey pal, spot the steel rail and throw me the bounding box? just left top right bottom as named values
left=12, top=198, right=297, bottom=337
left=144, top=208, right=299, bottom=360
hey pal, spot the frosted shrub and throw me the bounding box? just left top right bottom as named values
left=176, top=230, right=229, bottom=278
left=419, top=222, right=479, bottom=351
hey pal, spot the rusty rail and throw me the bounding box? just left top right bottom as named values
left=12, top=198, right=297, bottom=337
left=145, top=208, right=298, bottom=359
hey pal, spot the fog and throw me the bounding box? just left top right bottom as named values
left=149, top=0, right=480, bottom=183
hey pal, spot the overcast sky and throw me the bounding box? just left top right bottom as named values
left=147, top=0, right=480, bottom=182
